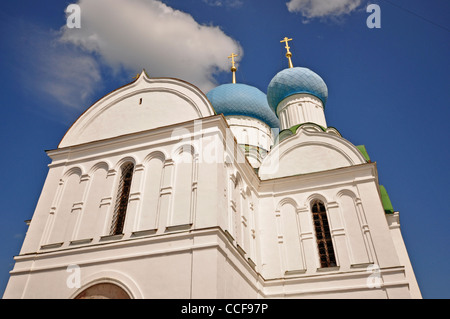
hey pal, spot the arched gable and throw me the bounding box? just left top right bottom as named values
left=259, top=125, right=367, bottom=179
left=59, top=71, right=215, bottom=148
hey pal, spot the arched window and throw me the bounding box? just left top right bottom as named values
left=110, top=162, right=134, bottom=235
left=312, top=200, right=336, bottom=268
left=75, top=283, right=131, bottom=299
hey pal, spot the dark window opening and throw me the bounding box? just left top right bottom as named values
left=110, top=162, right=134, bottom=235
left=312, top=201, right=337, bottom=268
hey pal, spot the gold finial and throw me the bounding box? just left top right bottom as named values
left=280, top=37, right=294, bottom=68
left=132, top=73, right=140, bottom=80
left=228, top=53, right=238, bottom=84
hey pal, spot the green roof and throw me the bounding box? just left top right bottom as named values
left=379, top=185, right=394, bottom=214
left=275, top=123, right=342, bottom=145
left=289, top=122, right=327, bottom=134
left=356, top=145, right=371, bottom=162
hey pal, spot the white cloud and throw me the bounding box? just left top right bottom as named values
left=36, top=44, right=102, bottom=111
left=203, top=0, right=244, bottom=8
left=60, top=0, right=243, bottom=91
left=286, top=0, right=363, bottom=18
left=11, top=21, right=102, bottom=115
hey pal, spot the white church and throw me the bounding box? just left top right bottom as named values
left=3, top=39, right=421, bottom=299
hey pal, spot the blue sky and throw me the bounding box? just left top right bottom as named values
left=0, top=0, right=449, bottom=298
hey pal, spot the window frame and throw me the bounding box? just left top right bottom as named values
left=311, top=200, right=337, bottom=268
left=110, top=162, right=135, bottom=236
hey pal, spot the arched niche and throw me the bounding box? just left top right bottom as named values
left=169, top=145, right=196, bottom=227
left=75, top=163, right=110, bottom=240
left=137, top=151, right=166, bottom=231
left=276, top=198, right=306, bottom=273
left=47, top=167, right=84, bottom=244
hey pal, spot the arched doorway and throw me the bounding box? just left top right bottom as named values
left=75, top=283, right=131, bottom=299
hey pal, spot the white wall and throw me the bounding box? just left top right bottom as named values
left=4, top=78, right=420, bottom=298
left=277, top=94, right=327, bottom=130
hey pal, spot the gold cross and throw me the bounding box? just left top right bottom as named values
left=280, top=37, right=294, bottom=68
left=228, top=53, right=238, bottom=84
left=228, top=53, right=238, bottom=68
left=280, top=37, right=292, bottom=51
left=132, top=73, right=140, bottom=80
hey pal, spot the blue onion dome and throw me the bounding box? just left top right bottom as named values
left=206, top=83, right=280, bottom=129
left=267, top=67, right=328, bottom=113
